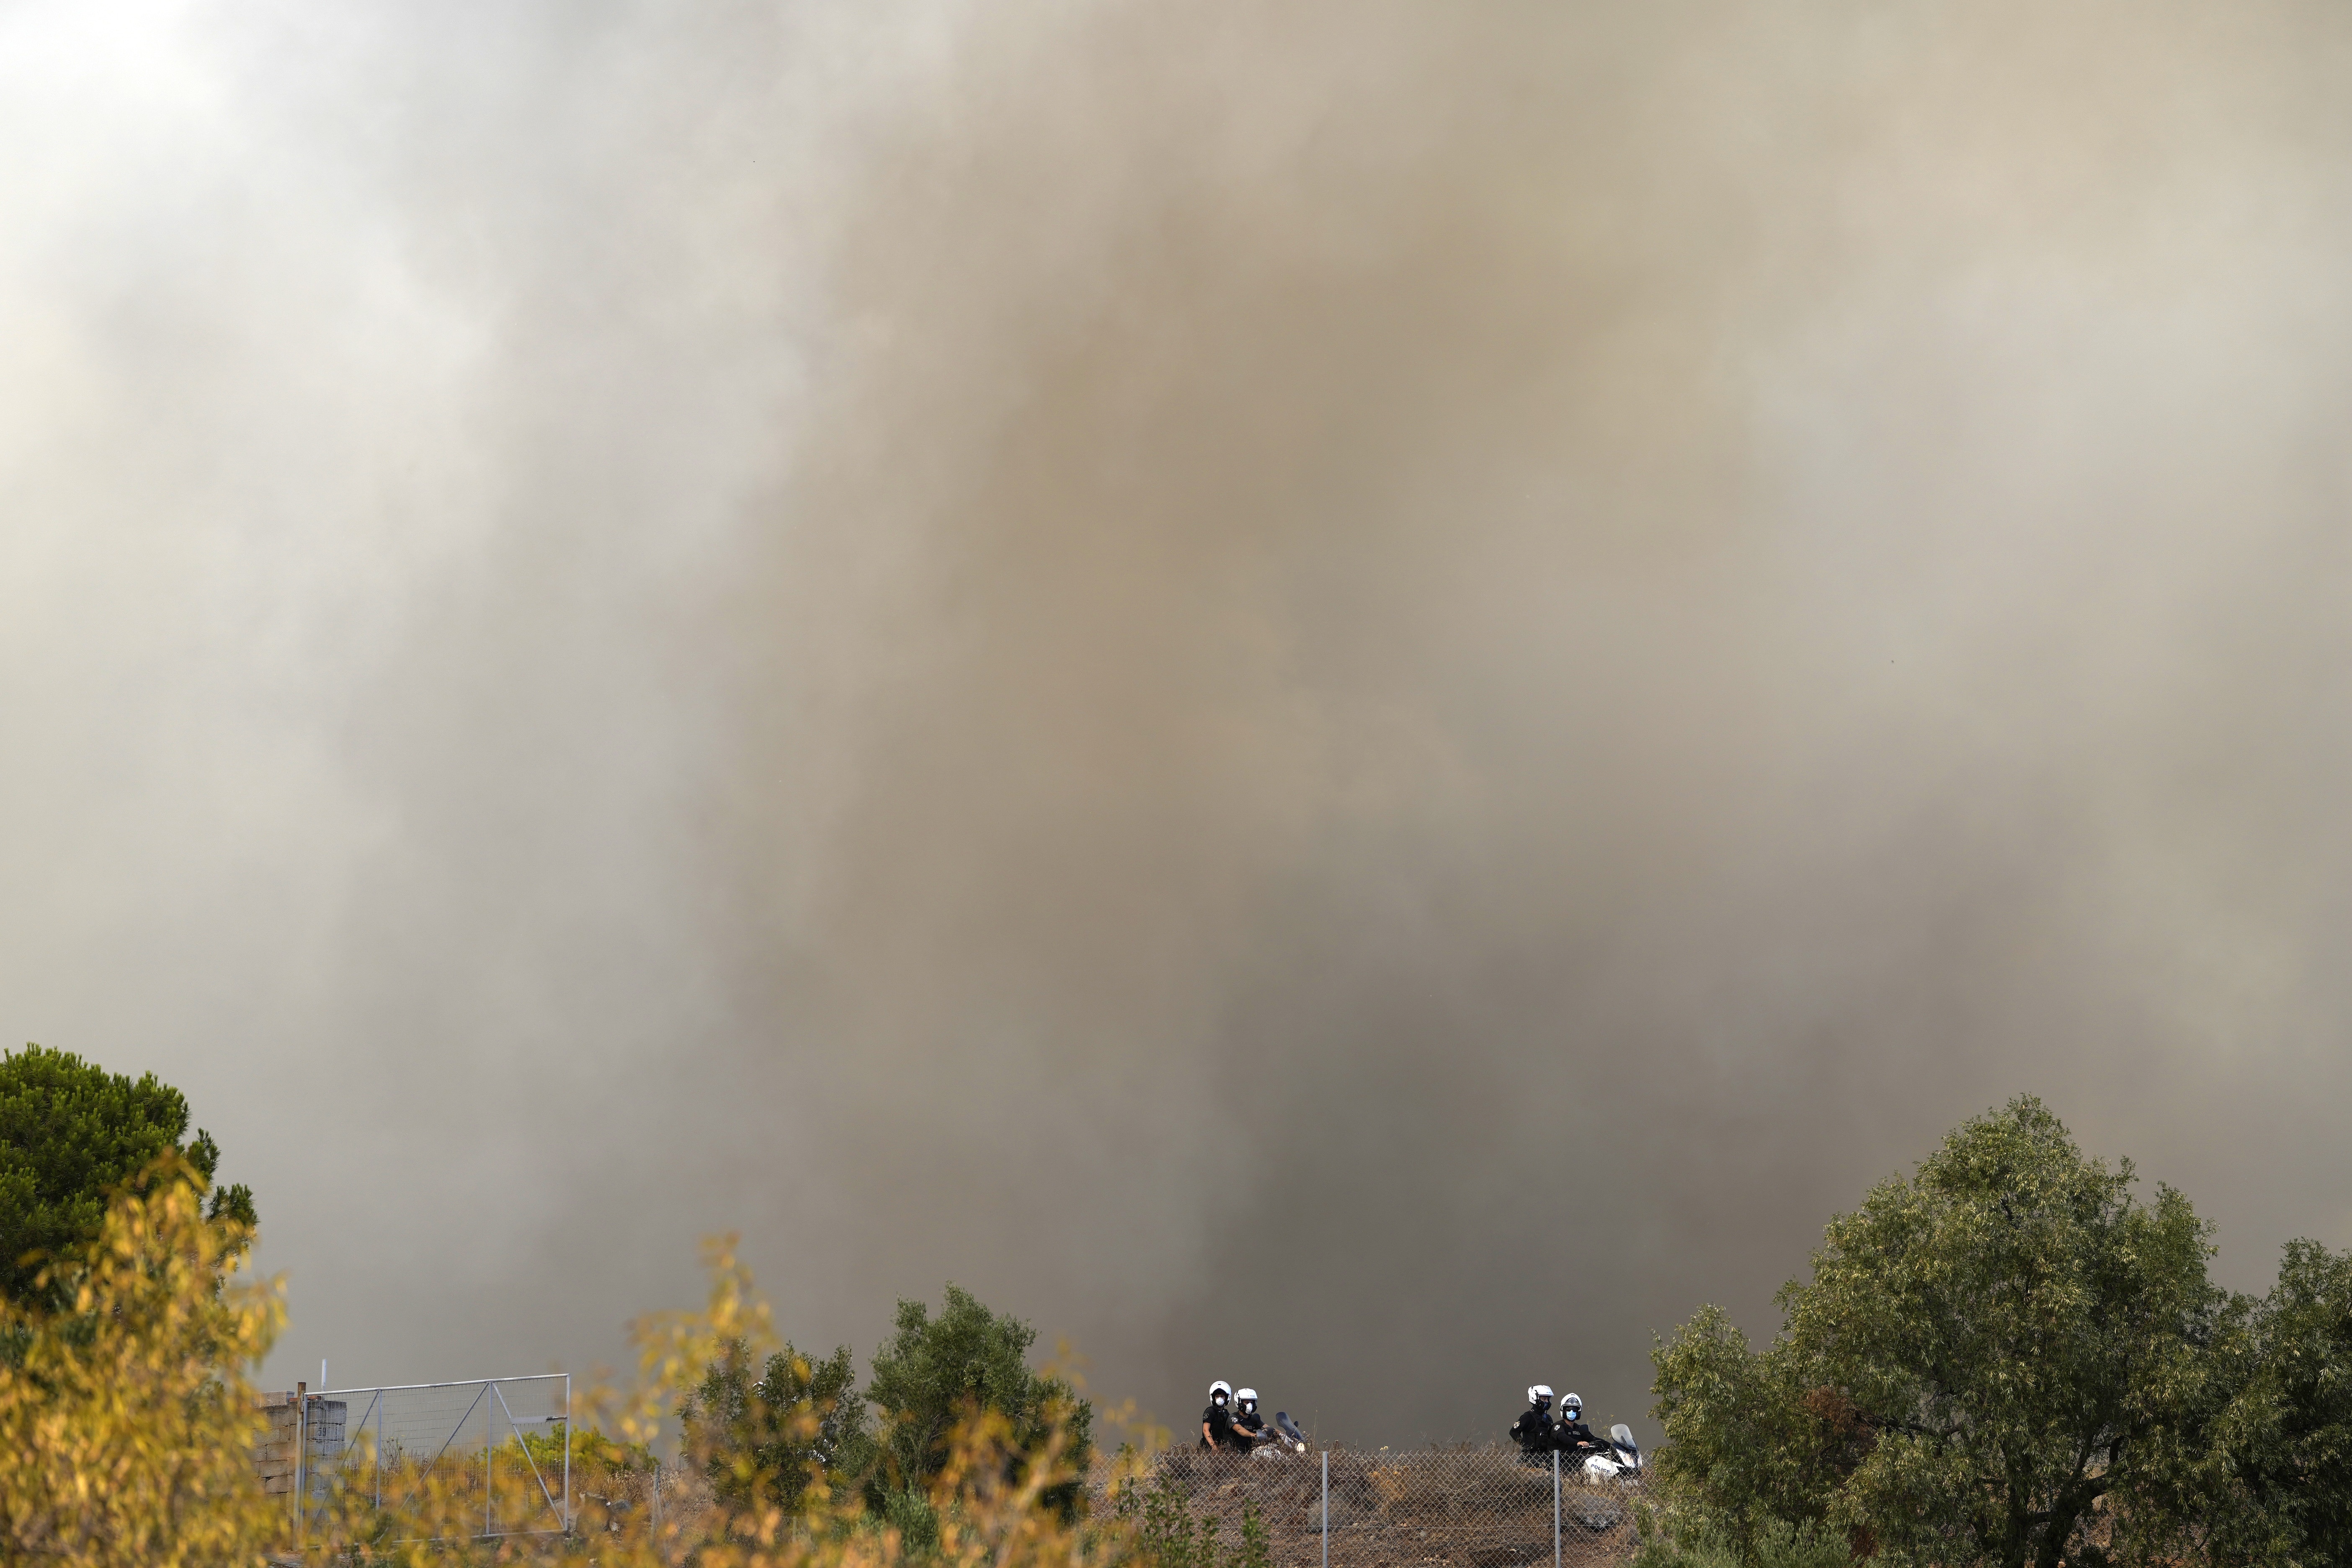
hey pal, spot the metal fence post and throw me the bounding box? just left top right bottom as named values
left=1321, top=1449, right=1329, bottom=1568
left=293, top=1385, right=306, bottom=1541
left=563, top=1375, right=573, bottom=1534
left=1553, top=1448, right=1561, bottom=1568
left=485, top=1380, right=494, bottom=1537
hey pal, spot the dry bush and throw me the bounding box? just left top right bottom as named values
left=3, top=1174, right=1138, bottom=1568
left=0, top=1163, right=282, bottom=1567
left=7, top=1174, right=1633, bottom=1568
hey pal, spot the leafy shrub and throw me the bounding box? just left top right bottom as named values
left=867, top=1284, right=1094, bottom=1520
left=1631, top=1507, right=1847, bottom=1568
left=1, top=1172, right=1135, bottom=1568
left=0, top=1159, right=278, bottom=1566
left=1109, top=1473, right=1270, bottom=1568
left=686, top=1336, right=875, bottom=1516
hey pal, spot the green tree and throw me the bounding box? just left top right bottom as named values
left=1629, top=1511, right=1850, bottom=1568
left=1653, top=1096, right=2227, bottom=1568
left=684, top=1336, right=875, bottom=1517
left=1648, top=1305, right=1856, bottom=1541
left=2199, top=1239, right=2352, bottom=1566
left=0, top=1044, right=255, bottom=1306
left=866, top=1284, right=1092, bottom=1522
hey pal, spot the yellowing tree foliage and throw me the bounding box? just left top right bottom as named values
left=0, top=1163, right=281, bottom=1567
left=0, top=1167, right=1134, bottom=1568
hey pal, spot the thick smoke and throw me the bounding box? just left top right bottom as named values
left=4, top=0, right=2351, bottom=1444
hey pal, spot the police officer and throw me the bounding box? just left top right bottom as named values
left=1510, top=1385, right=1556, bottom=1455
left=1552, top=1393, right=1606, bottom=1459
left=1231, top=1388, right=1269, bottom=1449
left=1200, top=1381, right=1237, bottom=1452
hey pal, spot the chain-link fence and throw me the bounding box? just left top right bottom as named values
left=271, top=1374, right=573, bottom=1539
left=1112, top=1445, right=1643, bottom=1568
left=263, top=1380, right=1640, bottom=1561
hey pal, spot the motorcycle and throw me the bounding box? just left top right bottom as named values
left=1234, top=1410, right=1310, bottom=1456
left=1565, top=1424, right=1641, bottom=1480
left=1560, top=1425, right=1643, bottom=1531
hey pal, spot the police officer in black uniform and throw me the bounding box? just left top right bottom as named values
left=1551, top=1393, right=1607, bottom=1460
left=1510, top=1385, right=1557, bottom=1456
left=1200, top=1381, right=1238, bottom=1452
left=1231, top=1388, right=1269, bottom=1449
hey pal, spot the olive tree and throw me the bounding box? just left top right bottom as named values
left=1654, top=1096, right=2226, bottom=1568
left=2200, top=1239, right=2352, bottom=1567
left=683, top=1338, right=873, bottom=1517
left=866, top=1284, right=1092, bottom=1524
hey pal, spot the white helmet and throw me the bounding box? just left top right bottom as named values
left=1527, top=1384, right=1553, bottom=1406
left=1562, top=1393, right=1582, bottom=1417
left=1209, top=1380, right=1232, bottom=1403
left=1237, top=1387, right=1258, bottom=1410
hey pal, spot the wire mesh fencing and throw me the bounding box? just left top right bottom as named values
left=273, top=1373, right=573, bottom=1540
left=1110, top=1445, right=1643, bottom=1568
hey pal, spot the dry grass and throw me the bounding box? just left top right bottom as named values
left=1119, top=1449, right=1638, bottom=1568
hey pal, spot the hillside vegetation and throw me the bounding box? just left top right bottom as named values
left=1, top=1062, right=2343, bottom=1568
left=1645, top=1097, right=2352, bottom=1568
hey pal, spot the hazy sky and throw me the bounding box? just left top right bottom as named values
left=5, top=0, right=2352, bottom=1446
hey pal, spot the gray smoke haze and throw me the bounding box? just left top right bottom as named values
left=5, top=0, right=2352, bottom=1445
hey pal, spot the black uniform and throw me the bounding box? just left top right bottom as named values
left=1231, top=1406, right=1267, bottom=1449
left=1509, top=1405, right=1556, bottom=1456
left=1553, top=1417, right=1607, bottom=1457
left=1201, top=1401, right=1236, bottom=1452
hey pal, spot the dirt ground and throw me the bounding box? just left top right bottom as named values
left=1118, top=1447, right=1640, bottom=1568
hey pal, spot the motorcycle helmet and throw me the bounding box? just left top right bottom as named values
left=1209, top=1380, right=1232, bottom=1404
left=1562, top=1393, right=1583, bottom=1419
left=1527, top=1384, right=1553, bottom=1407
left=1237, top=1388, right=1259, bottom=1409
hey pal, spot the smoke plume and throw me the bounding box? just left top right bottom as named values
left=4, top=0, right=2350, bottom=1442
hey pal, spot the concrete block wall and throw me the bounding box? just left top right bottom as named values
left=253, top=1388, right=346, bottom=1502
